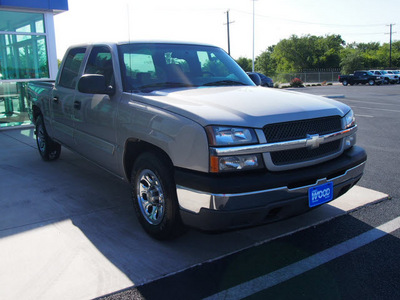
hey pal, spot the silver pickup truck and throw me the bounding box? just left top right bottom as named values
left=28, top=42, right=367, bottom=239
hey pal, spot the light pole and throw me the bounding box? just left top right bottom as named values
left=386, top=24, right=396, bottom=68
left=224, top=10, right=234, bottom=56
left=252, top=0, right=256, bottom=72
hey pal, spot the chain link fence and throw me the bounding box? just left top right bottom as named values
left=275, top=70, right=341, bottom=84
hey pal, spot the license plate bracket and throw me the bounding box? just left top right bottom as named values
left=308, top=182, right=333, bottom=208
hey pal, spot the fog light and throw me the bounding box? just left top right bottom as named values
left=344, top=134, right=356, bottom=149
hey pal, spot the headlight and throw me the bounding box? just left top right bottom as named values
left=344, top=109, right=356, bottom=129
left=211, top=154, right=263, bottom=173
left=206, top=126, right=258, bottom=146
left=206, top=126, right=262, bottom=172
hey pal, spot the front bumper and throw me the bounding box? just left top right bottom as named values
left=175, top=146, right=366, bottom=231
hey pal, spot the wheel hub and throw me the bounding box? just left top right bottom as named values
left=137, top=170, right=165, bottom=225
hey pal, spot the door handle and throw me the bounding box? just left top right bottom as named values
left=53, top=96, right=59, bottom=102
left=74, top=101, right=81, bottom=110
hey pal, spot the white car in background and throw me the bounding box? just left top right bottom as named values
left=385, top=70, right=400, bottom=83
left=370, top=70, right=399, bottom=84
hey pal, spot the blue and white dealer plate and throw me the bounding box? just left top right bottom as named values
left=308, top=182, right=334, bottom=208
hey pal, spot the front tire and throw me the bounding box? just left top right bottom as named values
left=131, top=152, right=183, bottom=240
left=368, top=79, right=375, bottom=86
left=35, top=115, right=61, bottom=161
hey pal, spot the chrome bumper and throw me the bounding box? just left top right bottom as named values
left=177, top=161, right=366, bottom=214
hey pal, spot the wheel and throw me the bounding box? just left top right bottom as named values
left=342, top=80, right=348, bottom=86
left=35, top=115, right=61, bottom=161
left=368, top=79, right=375, bottom=86
left=131, top=152, right=183, bottom=239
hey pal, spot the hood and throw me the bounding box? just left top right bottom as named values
left=134, top=86, right=350, bottom=128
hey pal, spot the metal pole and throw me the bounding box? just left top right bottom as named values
left=227, top=11, right=231, bottom=56
left=389, top=24, right=392, bottom=68
left=252, top=0, right=255, bottom=72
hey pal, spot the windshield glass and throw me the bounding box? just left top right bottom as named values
left=117, top=43, right=254, bottom=92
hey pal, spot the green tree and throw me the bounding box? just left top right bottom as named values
left=271, top=34, right=344, bottom=72
left=255, top=46, right=277, bottom=76
left=235, top=57, right=252, bottom=72
left=340, top=49, right=364, bottom=74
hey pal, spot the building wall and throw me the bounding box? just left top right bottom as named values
left=0, top=0, right=68, bottom=12
left=0, top=1, right=67, bottom=128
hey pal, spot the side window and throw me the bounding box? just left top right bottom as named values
left=85, top=46, right=114, bottom=86
left=58, top=47, right=86, bottom=89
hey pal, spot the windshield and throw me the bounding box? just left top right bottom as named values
left=117, top=43, right=254, bottom=92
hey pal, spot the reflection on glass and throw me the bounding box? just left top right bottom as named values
left=1, top=35, right=49, bottom=80
left=0, top=11, right=48, bottom=127
left=0, top=82, right=31, bottom=127
left=0, top=11, right=45, bottom=33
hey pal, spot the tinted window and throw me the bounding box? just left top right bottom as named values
left=85, top=46, right=114, bottom=86
left=59, top=47, right=86, bottom=89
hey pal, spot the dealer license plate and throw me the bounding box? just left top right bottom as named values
left=308, top=182, right=333, bottom=208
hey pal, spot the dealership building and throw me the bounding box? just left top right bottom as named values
left=0, top=0, right=68, bottom=128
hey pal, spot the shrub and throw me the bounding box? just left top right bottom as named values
left=290, top=77, right=304, bottom=87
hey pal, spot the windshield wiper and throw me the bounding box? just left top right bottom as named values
left=202, top=80, right=247, bottom=87
left=136, top=82, right=196, bottom=92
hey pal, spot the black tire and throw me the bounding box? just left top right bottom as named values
left=342, top=80, right=348, bottom=86
left=35, top=115, right=61, bottom=161
left=131, top=152, right=183, bottom=240
left=368, top=79, right=375, bottom=86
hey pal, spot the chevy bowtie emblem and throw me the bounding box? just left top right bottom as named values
left=306, top=134, right=324, bottom=149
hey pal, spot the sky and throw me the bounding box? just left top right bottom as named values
left=53, top=0, right=400, bottom=60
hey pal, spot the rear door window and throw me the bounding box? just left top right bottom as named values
left=58, top=47, right=86, bottom=89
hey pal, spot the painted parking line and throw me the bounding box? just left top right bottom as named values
left=355, top=114, right=374, bottom=118
left=351, top=106, right=400, bottom=113
left=205, top=216, right=400, bottom=300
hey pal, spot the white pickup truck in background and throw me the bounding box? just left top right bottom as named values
left=28, top=42, right=367, bottom=239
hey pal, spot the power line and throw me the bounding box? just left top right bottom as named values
left=231, top=9, right=387, bottom=28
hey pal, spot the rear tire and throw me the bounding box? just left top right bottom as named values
left=368, top=79, right=375, bottom=86
left=35, top=115, right=61, bottom=161
left=342, top=80, right=348, bottom=86
left=131, top=152, right=183, bottom=240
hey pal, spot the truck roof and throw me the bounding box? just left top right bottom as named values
left=66, top=40, right=217, bottom=49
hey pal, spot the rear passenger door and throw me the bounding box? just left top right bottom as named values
left=73, top=45, right=119, bottom=173
left=52, top=47, right=86, bottom=147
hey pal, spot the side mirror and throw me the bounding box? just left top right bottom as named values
left=78, top=74, right=115, bottom=95
left=247, top=72, right=261, bottom=86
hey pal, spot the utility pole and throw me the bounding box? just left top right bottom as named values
left=252, top=0, right=257, bottom=72
left=386, top=24, right=396, bottom=68
left=224, top=10, right=234, bottom=56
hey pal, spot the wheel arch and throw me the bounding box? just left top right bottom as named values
left=32, top=105, right=42, bottom=123
left=123, top=139, right=174, bottom=182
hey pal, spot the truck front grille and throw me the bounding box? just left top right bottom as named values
left=263, top=116, right=342, bottom=166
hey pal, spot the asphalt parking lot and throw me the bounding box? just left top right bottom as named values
left=0, top=84, right=393, bottom=299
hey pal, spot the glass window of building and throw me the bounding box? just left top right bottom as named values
left=0, top=10, right=56, bottom=127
